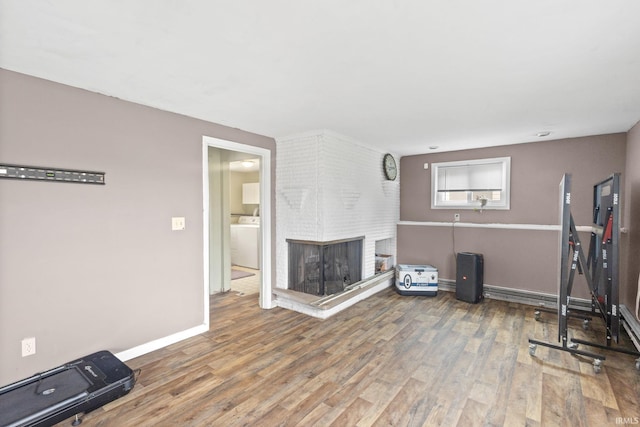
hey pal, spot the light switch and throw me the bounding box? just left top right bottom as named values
left=172, top=217, right=186, bottom=231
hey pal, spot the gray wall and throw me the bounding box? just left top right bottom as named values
left=623, top=120, right=640, bottom=308
left=0, top=69, right=275, bottom=384
left=398, top=134, right=627, bottom=299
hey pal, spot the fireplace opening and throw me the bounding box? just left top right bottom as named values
left=287, top=237, right=363, bottom=296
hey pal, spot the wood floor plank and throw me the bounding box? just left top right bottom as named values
left=456, top=397, right=489, bottom=427
left=582, top=396, right=615, bottom=427
left=52, top=288, right=640, bottom=426
left=605, top=365, right=640, bottom=418
left=356, top=379, right=404, bottom=426
left=579, top=369, right=619, bottom=409
left=502, top=361, right=532, bottom=426
left=541, top=371, right=588, bottom=427
left=370, top=377, right=431, bottom=426
left=526, top=358, right=544, bottom=423
left=420, top=398, right=454, bottom=427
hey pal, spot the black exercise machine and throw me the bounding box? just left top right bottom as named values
left=0, top=351, right=137, bottom=427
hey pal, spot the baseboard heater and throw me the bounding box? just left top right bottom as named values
left=620, top=305, right=640, bottom=353
left=440, top=278, right=640, bottom=353
left=439, top=279, right=590, bottom=309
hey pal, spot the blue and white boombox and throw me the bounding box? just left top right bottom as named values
left=396, top=264, right=438, bottom=296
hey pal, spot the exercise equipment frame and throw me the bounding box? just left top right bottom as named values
left=528, top=173, right=640, bottom=373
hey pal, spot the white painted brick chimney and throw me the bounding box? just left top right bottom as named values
left=276, top=130, right=399, bottom=290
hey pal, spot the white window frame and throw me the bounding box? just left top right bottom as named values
left=431, top=157, right=511, bottom=210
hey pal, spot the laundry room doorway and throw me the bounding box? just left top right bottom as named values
left=228, top=157, right=261, bottom=297
left=203, top=136, right=272, bottom=312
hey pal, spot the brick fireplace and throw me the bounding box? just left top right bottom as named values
left=275, top=130, right=400, bottom=313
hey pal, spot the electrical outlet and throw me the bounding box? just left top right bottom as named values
left=22, top=337, right=36, bottom=357
left=454, top=213, right=460, bottom=222
left=171, top=217, right=186, bottom=231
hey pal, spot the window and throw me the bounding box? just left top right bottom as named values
left=431, top=157, right=510, bottom=210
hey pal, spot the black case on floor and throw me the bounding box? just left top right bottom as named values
left=456, top=252, right=484, bottom=303
left=0, top=350, right=136, bottom=427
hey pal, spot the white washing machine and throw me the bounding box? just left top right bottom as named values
left=230, top=216, right=260, bottom=269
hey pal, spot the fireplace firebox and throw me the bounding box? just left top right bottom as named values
left=287, top=237, right=363, bottom=296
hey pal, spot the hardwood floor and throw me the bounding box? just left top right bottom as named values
left=57, top=288, right=640, bottom=426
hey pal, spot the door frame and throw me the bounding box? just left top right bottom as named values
left=202, top=136, right=273, bottom=313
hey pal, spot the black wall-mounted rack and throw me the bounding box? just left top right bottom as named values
left=0, top=164, right=105, bottom=185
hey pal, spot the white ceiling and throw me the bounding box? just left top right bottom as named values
left=1, top=1, right=639, bottom=156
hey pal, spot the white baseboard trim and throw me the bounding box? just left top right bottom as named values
left=115, top=323, right=208, bottom=362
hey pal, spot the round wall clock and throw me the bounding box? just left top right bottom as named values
left=383, top=153, right=397, bottom=181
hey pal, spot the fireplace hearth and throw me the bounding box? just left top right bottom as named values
left=287, top=237, right=363, bottom=296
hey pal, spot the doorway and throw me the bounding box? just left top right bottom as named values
left=229, top=157, right=260, bottom=296
left=202, top=136, right=273, bottom=312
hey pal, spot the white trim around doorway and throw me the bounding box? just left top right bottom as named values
left=202, top=136, right=273, bottom=314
